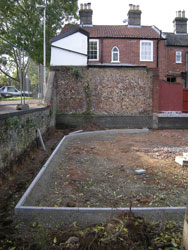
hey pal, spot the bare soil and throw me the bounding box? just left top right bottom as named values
left=39, top=129, right=188, bottom=208
left=0, top=126, right=187, bottom=249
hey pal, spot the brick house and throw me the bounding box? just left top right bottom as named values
left=158, top=10, right=188, bottom=112
left=79, top=3, right=164, bottom=70
left=163, top=11, right=188, bottom=87
left=79, top=4, right=188, bottom=86
left=50, top=3, right=188, bottom=114
left=51, top=4, right=164, bottom=68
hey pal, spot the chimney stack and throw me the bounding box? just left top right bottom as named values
left=127, top=4, right=142, bottom=26
left=79, top=3, right=93, bottom=26
left=173, top=10, right=187, bottom=34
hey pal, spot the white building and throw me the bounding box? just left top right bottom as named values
left=50, top=26, right=89, bottom=66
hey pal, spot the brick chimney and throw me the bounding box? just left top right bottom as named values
left=173, top=10, right=187, bottom=34
left=79, top=3, right=93, bottom=26
left=128, top=4, right=142, bottom=26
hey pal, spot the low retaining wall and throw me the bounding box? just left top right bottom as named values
left=57, top=114, right=188, bottom=129
left=158, top=117, right=188, bottom=129
left=0, top=107, right=54, bottom=173
left=56, top=114, right=153, bottom=129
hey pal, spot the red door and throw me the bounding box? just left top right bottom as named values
left=183, top=89, right=188, bottom=113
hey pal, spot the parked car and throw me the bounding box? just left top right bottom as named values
left=0, top=86, right=32, bottom=98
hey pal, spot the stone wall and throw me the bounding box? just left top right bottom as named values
left=54, top=66, right=153, bottom=116
left=0, top=107, right=54, bottom=172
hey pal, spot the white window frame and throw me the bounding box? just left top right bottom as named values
left=140, top=40, right=153, bottom=62
left=111, top=46, right=120, bottom=63
left=176, top=51, right=182, bottom=63
left=88, top=39, right=99, bottom=61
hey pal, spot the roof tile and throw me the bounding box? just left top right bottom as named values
left=82, top=25, right=161, bottom=39
left=164, top=33, right=188, bottom=46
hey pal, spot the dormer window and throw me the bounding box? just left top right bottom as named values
left=176, top=51, right=182, bottom=63
left=112, top=46, right=120, bottom=62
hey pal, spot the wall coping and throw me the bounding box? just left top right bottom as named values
left=0, top=106, right=49, bottom=120
left=50, top=64, right=148, bottom=70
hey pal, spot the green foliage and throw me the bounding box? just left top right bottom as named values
left=6, top=116, right=36, bottom=130
left=0, top=97, right=33, bottom=101
left=84, top=82, right=92, bottom=113
left=72, top=67, right=82, bottom=79
left=26, top=117, right=36, bottom=128
left=7, top=117, right=21, bottom=129
left=49, top=108, right=54, bottom=117
left=0, top=0, right=78, bottom=80
left=0, top=73, right=12, bottom=86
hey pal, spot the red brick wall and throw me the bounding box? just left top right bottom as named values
left=167, top=47, right=188, bottom=72
left=158, top=41, right=188, bottom=84
left=90, top=38, right=158, bottom=68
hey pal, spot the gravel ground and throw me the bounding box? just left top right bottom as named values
left=35, top=129, right=188, bottom=208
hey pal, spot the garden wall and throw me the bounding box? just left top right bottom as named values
left=53, top=66, right=153, bottom=116
left=0, top=107, right=55, bottom=173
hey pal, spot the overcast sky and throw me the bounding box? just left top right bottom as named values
left=77, top=0, right=188, bottom=33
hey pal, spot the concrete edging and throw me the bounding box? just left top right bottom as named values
left=15, top=129, right=186, bottom=227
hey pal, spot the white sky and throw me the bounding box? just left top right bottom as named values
left=78, top=0, right=188, bottom=33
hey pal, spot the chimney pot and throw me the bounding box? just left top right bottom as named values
left=128, top=4, right=142, bottom=26
left=79, top=2, right=93, bottom=26
left=173, top=10, right=187, bottom=34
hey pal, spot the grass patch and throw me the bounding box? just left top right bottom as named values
left=0, top=97, right=36, bottom=101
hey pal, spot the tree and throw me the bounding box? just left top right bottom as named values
left=0, top=0, right=78, bottom=82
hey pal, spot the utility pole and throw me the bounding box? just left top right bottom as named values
left=37, top=0, right=46, bottom=99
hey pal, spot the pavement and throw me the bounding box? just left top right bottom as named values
left=0, top=99, right=47, bottom=115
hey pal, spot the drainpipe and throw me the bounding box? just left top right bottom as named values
left=185, top=52, right=188, bottom=88
left=36, top=128, right=46, bottom=151
left=156, top=30, right=162, bottom=68
left=101, top=39, right=103, bottom=64
left=87, top=36, right=89, bottom=65
left=156, top=39, right=159, bottom=68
